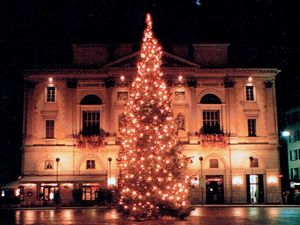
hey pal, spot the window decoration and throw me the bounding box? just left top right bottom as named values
left=175, top=91, right=185, bottom=100
left=86, top=160, right=96, bottom=169
left=44, top=160, right=54, bottom=170
left=117, top=92, right=128, bottom=101
left=198, top=133, right=229, bottom=148
left=45, top=120, right=54, bottom=138
left=73, top=129, right=106, bottom=148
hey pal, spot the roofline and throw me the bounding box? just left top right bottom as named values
left=24, top=67, right=280, bottom=81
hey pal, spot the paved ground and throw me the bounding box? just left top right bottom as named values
left=1, top=207, right=300, bottom=225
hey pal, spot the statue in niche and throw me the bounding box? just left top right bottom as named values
left=118, top=113, right=126, bottom=131
left=176, top=113, right=185, bottom=132
left=45, top=160, right=53, bottom=169
left=117, top=92, right=128, bottom=101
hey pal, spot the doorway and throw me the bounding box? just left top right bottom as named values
left=206, top=175, right=224, bottom=204
left=246, top=174, right=264, bottom=204
left=40, top=185, right=58, bottom=201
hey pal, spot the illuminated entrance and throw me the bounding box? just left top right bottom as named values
left=81, top=183, right=100, bottom=201
left=246, top=174, right=264, bottom=204
left=206, top=175, right=224, bottom=204
left=40, top=184, right=58, bottom=201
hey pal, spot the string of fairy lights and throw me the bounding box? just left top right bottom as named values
left=118, top=14, right=190, bottom=219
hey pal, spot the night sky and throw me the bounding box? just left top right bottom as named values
left=0, top=0, right=299, bottom=187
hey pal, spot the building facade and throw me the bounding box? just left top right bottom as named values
left=19, top=43, right=281, bottom=204
left=285, top=107, right=300, bottom=203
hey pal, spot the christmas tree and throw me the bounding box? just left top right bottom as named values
left=118, top=14, right=192, bottom=220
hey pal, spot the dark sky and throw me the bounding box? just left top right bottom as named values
left=0, top=0, right=299, bottom=184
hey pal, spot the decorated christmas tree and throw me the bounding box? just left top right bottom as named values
left=118, top=14, right=192, bottom=220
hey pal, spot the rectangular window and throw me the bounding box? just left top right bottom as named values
left=209, top=159, right=219, bottom=168
left=44, top=160, right=54, bottom=170
left=45, top=120, right=54, bottom=138
left=86, top=160, right=95, bottom=169
left=292, top=168, right=299, bottom=180
left=250, top=158, right=259, bottom=168
left=245, top=86, right=254, bottom=101
left=248, top=119, right=256, bottom=136
left=291, top=150, right=298, bottom=161
left=202, top=110, right=220, bottom=134
left=82, top=111, right=100, bottom=136
left=46, top=86, right=56, bottom=102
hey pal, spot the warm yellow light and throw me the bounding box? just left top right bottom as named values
left=178, top=75, right=183, bottom=82
left=15, top=189, right=20, bottom=197
left=120, top=75, right=125, bottom=81
left=108, top=177, right=117, bottom=186
left=267, top=176, right=277, bottom=184
left=232, top=176, right=243, bottom=185
left=248, top=76, right=253, bottom=82
left=48, top=77, right=53, bottom=83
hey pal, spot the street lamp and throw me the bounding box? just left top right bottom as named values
left=108, top=157, right=112, bottom=187
left=282, top=130, right=290, bottom=137
left=249, top=156, right=254, bottom=204
left=199, top=156, right=204, bottom=204
left=56, top=157, right=60, bottom=186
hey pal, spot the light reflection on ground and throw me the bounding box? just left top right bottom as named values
left=0, top=207, right=300, bottom=225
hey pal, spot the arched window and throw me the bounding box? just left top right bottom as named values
left=80, top=95, right=102, bottom=105
left=80, top=95, right=102, bottom=136
left=200, top=94, right=221, bottom=104
left=200, top=94, right=222, bottom=134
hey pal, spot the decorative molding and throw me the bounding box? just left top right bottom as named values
left=264, top=80, right=273, bottom=88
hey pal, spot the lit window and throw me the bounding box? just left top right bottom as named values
left=45, top=160, right=54, bottom=170
left=290, top=150, right=298, bottom=161
left=250, top=158, right=259, bottom=168
left=45, top=120, right=54, bottom=138
left=86, top=160, right=95, bottom=169
left=247, top=119, right=256, bottom=137
left=245, top=86, right=255, bottom=101
left=46, top=86, right=56, bottom=102
left=202, top=110, right=220, bottom=134
left=291, top=168, right=299, bottom=180
left=209, top=159, right=219, bottom=168
left=82, top=111, right=100, bottom=136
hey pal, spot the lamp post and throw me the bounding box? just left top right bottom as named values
left=199, top=156, right=204, bottom=204
left=108, top=157, right=112, bottom=187
left=249, top=156, right=254, bottom=204
left=56, top=157, right=60, bottom=188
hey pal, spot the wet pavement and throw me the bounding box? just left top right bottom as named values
left=1, top=207, right=300, bottom=225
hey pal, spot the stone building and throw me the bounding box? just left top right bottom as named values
left=284, top=107, right=300, bottom=203
left=19, top=43, right=281, bottom=204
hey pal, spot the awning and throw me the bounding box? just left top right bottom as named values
left=0, top=181, right=20, bottom=189
left=19, top=174, right=107, bottom=183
